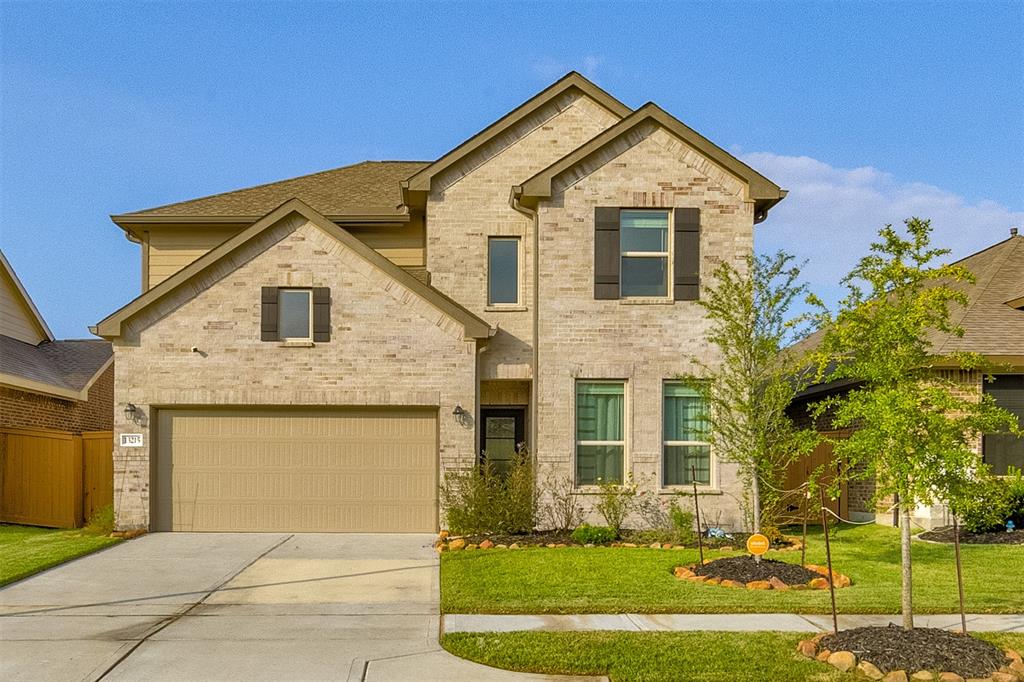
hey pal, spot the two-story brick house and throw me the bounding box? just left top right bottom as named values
left=96, top=73, right=786, bottom=532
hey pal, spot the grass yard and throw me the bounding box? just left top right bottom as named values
left=441, top=523, right=1024, bottom=614
left=441, top=631, right=1024, bottom=682
left=0, top=524, right=121, bottom=587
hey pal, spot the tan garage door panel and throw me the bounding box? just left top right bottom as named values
left=156, top=408, right=437, bottom=532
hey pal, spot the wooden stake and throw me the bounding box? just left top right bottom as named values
left=820, top=486, right=839, bottom=636
left=801, top=479, right=809, bottom=568
left=692, top=464, right=704, bottom=566
left=952, top=514, right=967, bottom=634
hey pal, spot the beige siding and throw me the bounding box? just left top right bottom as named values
left=0, top=267, right=47, bottom=344
left=145, top=221, right=425, bottom=288
left=155, top=408, right=437, bottom=532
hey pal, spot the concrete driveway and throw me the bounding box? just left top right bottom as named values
left=0, top=533, right=596, bottom=682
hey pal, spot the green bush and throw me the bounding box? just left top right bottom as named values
left=440, top=453, right=536, bottom=535
left=953, top=469, right=1024, bottom=533
left=571, top=524, right=617, bottom=545
left=83, top=504, right=115, bottom=536
left=1004, top=466, right=1024, bottom=528
left=668, top=502, right=697, bottom=545
left=595, top=478, right=637, bottom=537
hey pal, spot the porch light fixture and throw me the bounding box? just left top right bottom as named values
left=452, top=404, right=467, bottom=417
left=124, top=403, right=138, bottom=423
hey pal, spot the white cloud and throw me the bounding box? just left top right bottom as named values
left=743, top=152, right=1024, bottom=308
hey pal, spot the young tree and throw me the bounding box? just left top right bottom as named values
left=682, top=251, right=819, bottom=533
left=808, top=218, right=1018, bottom=630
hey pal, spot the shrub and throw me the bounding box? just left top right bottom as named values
left=594, top=478, right=637, bottom=537
left=762, top=524, right=786, bottom=546
left=1004, top=466, right=1024, bottom=528
left=668, top=501, right=697, bottom=545
left=83, top=504, right=115, bottom=536
left=571, top=524, right=616, bottom=545
left=440, top=452, right=536, bottom=535
left=538, top=467, right=584, bottom=531
left=952, top=474, right=1014, bottom=533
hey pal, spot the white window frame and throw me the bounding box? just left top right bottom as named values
left=574, top=379, right=628, bottom=487
left=620, top=209, right=672, bottom=299
left=487, top=236, right=521, bottom=307
left=278, top=288, right=313, bottom=342
left=662, top=381, right=713, bottom=488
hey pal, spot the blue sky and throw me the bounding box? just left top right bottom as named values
left=1, top=1, right=1021, bottom=338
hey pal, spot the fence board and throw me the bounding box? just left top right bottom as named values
left=780, top=431, right=850, bottom=525
left=82, top=431, right=114, bottom=522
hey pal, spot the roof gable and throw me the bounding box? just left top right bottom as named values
left=96, top=199, right=493, bottom=340
left=514, top=102, right=786, bottom=222
left=401, top=72, right=631, bottom=202
left=0, top=250, right=53, bottom=344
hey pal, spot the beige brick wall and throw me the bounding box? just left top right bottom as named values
left=426, top=91, right=621, bottom=381
left=112, top=215, right=478, bottom=529
left=534, top=125, right=756, bottom=531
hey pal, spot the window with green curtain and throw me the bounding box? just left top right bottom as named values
left=663, top=382, right=711, bottom=485
left=576, top=381, right=625, bottom=485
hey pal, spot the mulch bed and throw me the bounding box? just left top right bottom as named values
left=919, top=526, right=1024, bottom=545
left=692, top=556, right=821, bottom=585
left=816, top=625, right=1010, bottom=678
left=455, top=530, right=796, bottom=551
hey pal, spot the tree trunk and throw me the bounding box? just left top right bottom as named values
left=900, top=503, right=914, bottom=630
left=751, top=471, right=762, bottom=534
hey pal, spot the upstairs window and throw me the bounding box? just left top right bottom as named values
left=278, top=289, right=313, bottom=341
left=620, top=210, right=669, bottom=298
left=488, top=237, right=520, bottom=305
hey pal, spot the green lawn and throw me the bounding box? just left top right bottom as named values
left=441, top=631, right=1024, bottom=682
left=0, top=524, right=121, bottom=586
left=441, top=524, right=1024, bottom=614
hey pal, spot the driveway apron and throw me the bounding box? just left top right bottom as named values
left=0, top=533, right=587, bottom=681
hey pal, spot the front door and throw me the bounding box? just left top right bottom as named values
left=480, top=408, right=526, bottom=474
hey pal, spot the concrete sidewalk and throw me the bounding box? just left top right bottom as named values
left=444, top=613, right=1024, bottom=634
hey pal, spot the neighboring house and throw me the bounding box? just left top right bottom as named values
left=0, top=250, right=113, bottom=434
left=95, top=72, right=787, bottom=533
left=789, top=232, right=1024, bottom=529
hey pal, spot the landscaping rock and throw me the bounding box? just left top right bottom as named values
left=622, top=543, right=637, bottom=548
left=662, top=543, right=673, bottom=549
left=796, top=639, right=817, bottom=658
left=687, top=575, right=708, bottom=583
left=1007, top=651, right=1023, bottom=665
left=991, top=673, right=1017, bottom=682
left=650, top=542, right=662, bottom=549
left=811, top=633, right=828, bottom=645
left=938, top=673, right=966, bottom=682
left=435, top=544, right=446, bottom=553
left=479, top=539, right=494, bottom=549
left=816, top=649, right=832, bottom=662
left=465, top=544, right=478, bottom=551
left=720, top=579, right=744, bottom=589
left=745, top=580, right=772, bottom=590
left=546, top=543, right=557, bottom=548
left=910, top=672, right=935, bottom=681
left=828, top=651, right=857, bottom=673
left=859, top=660, right=885, bottom=680
left=883, top=672, right=909, bottom=682
left=834, top=573, right=852, bottom=588
left=508, top=542, right=519, bottom=549
left=720, top=545, right=734, bottom=551
left=674, top=566, right=694, bottom=579
left=705, top=577, right=721, bottom=585
left=769, top=576, right=790, bottom=591
left=448, top=538, right=466, bottom=551
left=555, top=543, right=567, bottom=548
left=1009, top=661, right=1024, bottom=677
left=809, top=577, right=831, bottom=589
left=496, top=544, right=508, bottom=549
left=439, top=530, right=450, bottom=540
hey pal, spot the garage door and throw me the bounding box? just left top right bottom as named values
left=154, top=408, right=438, bottom=532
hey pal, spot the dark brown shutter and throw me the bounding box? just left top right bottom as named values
left=674, top=208, right=700, bottom=301
left=260, top=287, right=278, bottom=341
left=312, top=287, right=331, bottom=342
left=594, top=207, right=620, bottom=300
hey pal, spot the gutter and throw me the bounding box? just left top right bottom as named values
left=510, top=188, right=540, bottom=458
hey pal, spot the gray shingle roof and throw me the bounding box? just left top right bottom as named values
left=117, top=161, right=429, bottom=220
left=0, top=336, right=112, bottom=394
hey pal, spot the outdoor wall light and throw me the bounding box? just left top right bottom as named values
left=124, top=403, right=138, bottom=423
left=452, top=404, right=467, bottom=417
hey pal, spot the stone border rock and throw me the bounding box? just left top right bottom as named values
left=672, top=562, right=852, bottom=590
left=796, top=634, right=1023, bottom=682
left=434, top=531, right=803, bottom=554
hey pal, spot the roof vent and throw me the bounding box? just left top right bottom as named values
left=1011, top=227, right=1019, bottom=237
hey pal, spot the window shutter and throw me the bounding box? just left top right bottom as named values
left=312, top=287, right=331, bottom=342
left=674, top=208, right=700, bottom=301
left=260, top=287, right=278, bottom=341
left=594, top=207, right=620, bottom=300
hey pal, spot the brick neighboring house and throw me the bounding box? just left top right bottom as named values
left=95, top=72, right=788, bottom=533
left=789, top=233, right=1024, bottom=529
left=0, top=251, right=113, bottom=434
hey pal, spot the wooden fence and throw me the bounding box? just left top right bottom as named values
left=779, top=430, right=851, bottom=525
left=0, top=428, right=114, bottom=528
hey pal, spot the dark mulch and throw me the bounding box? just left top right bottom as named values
left=819, top=625, right=1006, bottom=678
left=692, top=555, right=820, bottom=584
left=919, top=525, right=1024, bottom=545
left=459, top=530, right=761, bottom=549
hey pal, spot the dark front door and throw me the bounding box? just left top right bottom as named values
left=480, top=408, right=526, bottom=474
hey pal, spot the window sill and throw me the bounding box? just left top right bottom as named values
left=484, top=305, right=528, bottom=313
left=619, top=297, right=674, bottom=305
left=278, top=340, right=315, bottom=348
left=659, top=487, right=723, bottom=495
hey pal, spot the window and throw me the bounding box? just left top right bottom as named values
left=488, top=237, right=520, bottom=305
left=620, top=210, right=669, bottom=297
left=278, top=289, right=312, bottom=341
left=663, top=383, right=711, bottom=485
left=576, top=381, right=625, bottom=484
left=983, top=374, right=1024, bottom=475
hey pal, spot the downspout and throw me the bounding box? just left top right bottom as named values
left=510, top=189, right=540, bottom=460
